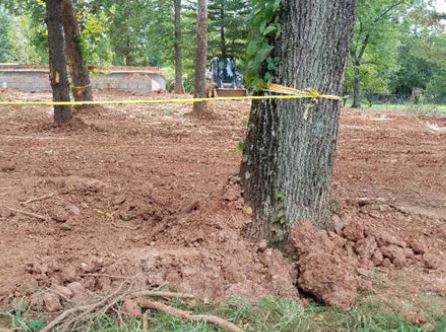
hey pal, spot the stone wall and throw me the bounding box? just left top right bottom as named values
left=0, top=65, right=166, bottom=93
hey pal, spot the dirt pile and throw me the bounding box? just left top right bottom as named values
left=289, top=220, right=438, bottom=309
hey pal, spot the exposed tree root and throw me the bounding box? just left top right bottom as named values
left=138, top=298, right=244, bottom=332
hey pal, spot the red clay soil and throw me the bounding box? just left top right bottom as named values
left=0, top=91, right=445, bottom=319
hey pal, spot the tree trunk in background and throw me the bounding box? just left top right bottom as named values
left=220, top=3, right=226, bottom=57
left=61, top=0, right=93, bottom=103
left=174, top=0, right=185, bottom=94
left=240, top=0, right=356, bottom=242
left=193, top=0, right=208, bottom=113
left=45, top=0, right=72, bottom=125
left=351, top=64, right=361, bottom=108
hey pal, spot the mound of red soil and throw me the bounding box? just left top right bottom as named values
left=289, top=220, right=437, bottom=309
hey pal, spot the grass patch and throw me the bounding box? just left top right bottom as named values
left=3, top=295, right=446, bottom=332
left=347, top=103, right=446, bottom=115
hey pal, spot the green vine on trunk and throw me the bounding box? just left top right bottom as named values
left=245, top=0, right=281, bottom=88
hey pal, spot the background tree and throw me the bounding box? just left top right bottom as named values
left=46, top=0, right=72, bottom=125
left=208, top=0, right=251, bottom=58
left=61, top=0, right=93, bottom=102
left=193, top=0, right=208, bottom=113
left=174, top=0, right=185, bottom=94
left=349, top=0, right=411, bottom=108
left=240, top=0, right=356, bottom=241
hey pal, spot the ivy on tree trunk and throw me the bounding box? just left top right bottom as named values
left=46, top=0, right=72, bottom=125
left=61, top=0, right=93, bottom=103
left=241, top=0, right=357, bottom=242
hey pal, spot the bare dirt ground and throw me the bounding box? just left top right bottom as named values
left=0, top=90, right=445, bottom=325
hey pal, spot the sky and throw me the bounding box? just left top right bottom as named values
left=434, top=0, right=446, bottom=13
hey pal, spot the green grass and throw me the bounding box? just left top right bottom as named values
left=344, top=101, right=446, bottom=115
left=3, top=296, right=446, bottom=332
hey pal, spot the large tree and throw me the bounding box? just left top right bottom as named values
left=193, top=0, right=208, bottom=113
left=174, top=0, right=185, bottom=94
left=241, top=0, right=356, bottom=242
left=61, top=0, right=93, bottom=102
left=45, top=0, right=72, bottom=125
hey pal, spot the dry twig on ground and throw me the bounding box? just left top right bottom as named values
left=23, top=193, right=55, bottom=205
left=6, top=207, right=48, bottom=221
left=41, top=282, right=201, bottom=332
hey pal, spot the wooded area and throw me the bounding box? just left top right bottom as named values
left=0, top=0, right=445, bottom=331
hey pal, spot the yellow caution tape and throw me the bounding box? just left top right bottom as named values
left=0, top=84, right=341, bottom=107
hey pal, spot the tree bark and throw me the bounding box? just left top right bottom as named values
left=240, top=0, right=356, bottom=242
left=220, top=3, right=226, bottom=57
left=61, top=0, right=93, bottom=103
left=174, top=0, right=185, bottom=94
left=193, top=0, right=208, bottom=113
left=351, top=64, right=361, bottom=108
left=45, top=0, right=72, bottom=125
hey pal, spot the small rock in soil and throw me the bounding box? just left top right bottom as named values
left=381, top=258, right=393, bottom=268
left=380, top=245, right=408, bottom=268
left=52, top=285, right=74, bottom=299
left=123, top=298, right=142, bottom=318
left=51, top=209, right=69, bottom=223
left=371, top=250, right=384, bottom=266
left=354, top=236, right=378, bottom=262
left=257, top=240, right=268, bottom=252
left=42, top=292, right=62, bottom=312
left=376, top=233, right=406, bottom=248
left=61, top=265, right=77, bottom=282
left=1, top=162, right=15, bottom=172
left=342, top=222, right=365, bottom=241
left=423, top=253, right=440, bottom=270
left=66, top=282, right=86, bottom=299
left=65, top=203, right=81, bottom=216
left=223, top=187, right=240, bottom=202
left=408, top=238, right=428, bottom=255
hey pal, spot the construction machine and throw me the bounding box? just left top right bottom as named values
left=206, top=57, right=247, bottom=98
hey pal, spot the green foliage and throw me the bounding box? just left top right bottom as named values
left=426, top=66, right=446, bottom=97
left=0, top=5, right=12, bottom=62
left=245, top=0, right=281, bottom=87
left=346, top=64, right=390, bottom=106
left=2, top=300, right=46, bottom=332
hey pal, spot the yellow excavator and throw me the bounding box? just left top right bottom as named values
left=206, top=57, right=247, bottom=98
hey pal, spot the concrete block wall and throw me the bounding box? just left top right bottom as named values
left=0, top=65, right=166, bottom=94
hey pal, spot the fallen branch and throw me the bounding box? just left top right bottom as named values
left=24, top=193, right=55, bottom=205
left=79, top=273, right=132, bottom=280
left=138, top=299, right=244, bottom=332
left=6, top=207, right=48, bottom=221
left=111, top=221, right=141, bottom=231
left=42, top=280, right=129, bottom=332
left=41, top=283, right=194, bottom=332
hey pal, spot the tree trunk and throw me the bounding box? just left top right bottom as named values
left=220, top=3, right=226, bottom=57
left=61, top=0, right=93, bottom=103
left=193, top=0, right=208, bottom=113
left=174, top=0, right=185, bottom=94
left=351, top=64, right=361, bottom=108
left=45, top=0, right=72, bottom=125
left=240, top=0, right=356, bottom=242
